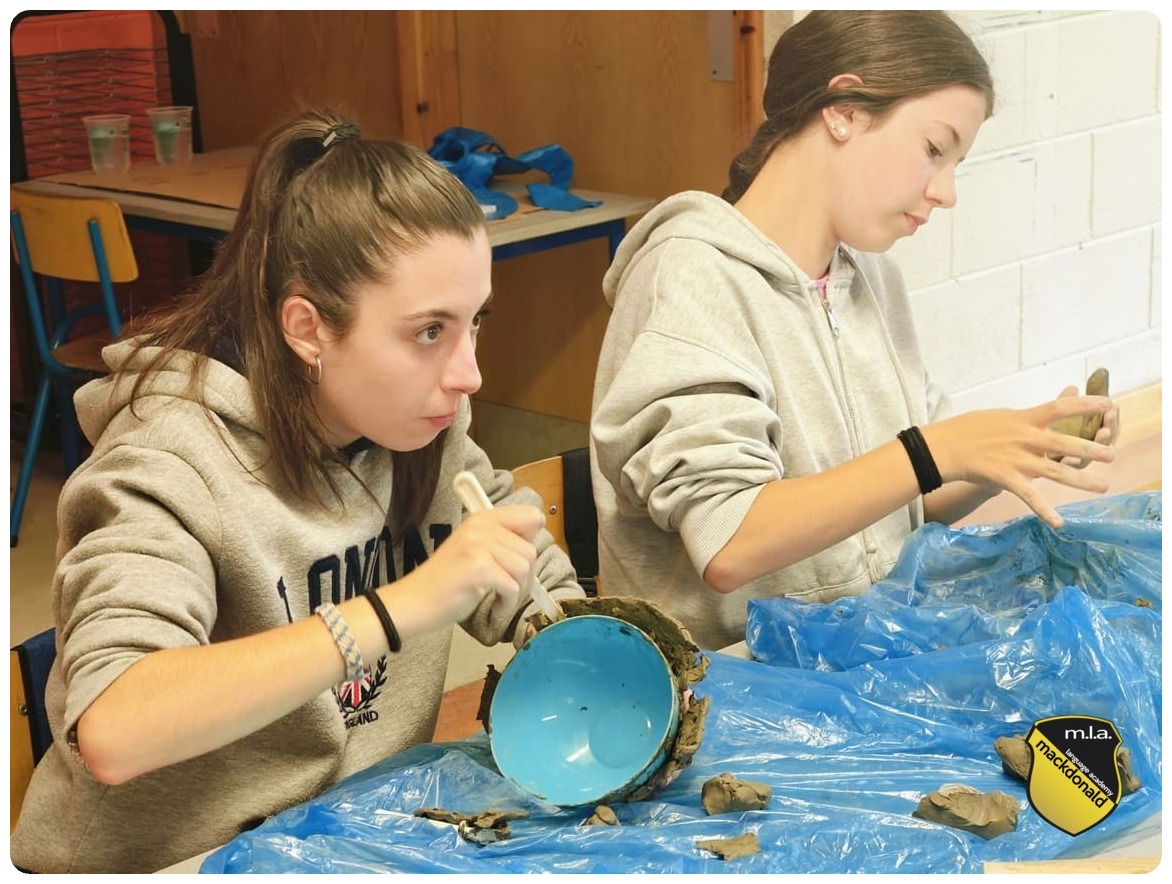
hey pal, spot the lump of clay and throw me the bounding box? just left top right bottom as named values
left=1051, top=367, right=1109, bottom=439
left=1116, top=746, right=1143, bottom=795
left=695, top=832, right=761, bottom=860
left=995, top=734, right=1142, bottom=796
left=913, top=783, right=1018, bottom=840
left=584, top=805, right=619, bottom=826
left=701, top=772, right=772, bottom=814
left=414, top=807, right=529, bottom=846
left=994, top=734, right=1033, bottom=782
left=475, top=664, right=502, bottom=732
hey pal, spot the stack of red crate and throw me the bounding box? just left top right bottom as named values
left=11, top=11, right=195, bottom=410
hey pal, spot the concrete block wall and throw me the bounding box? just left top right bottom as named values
left=886, top=10, right=1162, bottom=412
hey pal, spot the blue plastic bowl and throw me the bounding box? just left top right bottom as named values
left=489, top=615, right=680, bottom=806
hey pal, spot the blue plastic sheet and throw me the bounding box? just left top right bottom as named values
left=428, top=127, right=602, bottom=220
left=747, top=491, right=1161, bottom=671
left=202, top=492, right=1161, bottom=873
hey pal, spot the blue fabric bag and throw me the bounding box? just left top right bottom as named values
left=201, top=492, right=1161, bottom=873
left=427, top=126, right=601, bottom=220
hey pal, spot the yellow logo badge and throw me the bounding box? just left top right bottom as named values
left=1026, top=715, right=1123, bottom=836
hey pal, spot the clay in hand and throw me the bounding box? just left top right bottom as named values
left=1051, top=367, right=1109, bottom=440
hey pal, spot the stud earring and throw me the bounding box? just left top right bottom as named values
left=833, top=124, right=846, bottom=138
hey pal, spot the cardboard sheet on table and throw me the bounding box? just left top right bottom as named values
left=484, top=181, right=547, bottom=222
left=42, top=146, right=553, bottom=222
left=39, top=146, right=254, bottom=209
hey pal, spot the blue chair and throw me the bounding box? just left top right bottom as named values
left=10, top=626, right=56, bottom=829
left=9, top=188, right=137, bottom=547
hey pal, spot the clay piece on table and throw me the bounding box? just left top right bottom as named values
left=912, top=783, right=1018, bottom=840
left=414, top=807, right=530, bottom=846
left=695, top=832, right=761, bottom=860
left=994, top=734, right=1033, bottom=782
left=583, top=805, right=619, bottom=826
left=701, top=772, right=773, bottom=814
left=526, top=595, right=712, bottom=804
left=995, top=734, right=1142, bottom=796
left=1116, top=746, right=1143, bottom=795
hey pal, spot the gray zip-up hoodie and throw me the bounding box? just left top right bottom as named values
left=590, top=191, right=948, bottom=650
left=11, top=339, right=582, bottom=874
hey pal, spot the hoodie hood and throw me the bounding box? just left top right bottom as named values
left=589, top=191, right=941, bottom=650
left=76, top=337, right=262, bottom=453
left=603, top=191, right=815, bottom=309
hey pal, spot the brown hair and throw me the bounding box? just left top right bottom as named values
left=724, top=11, right=994, bottom=203
left=122, top=109, right=486, bottom=536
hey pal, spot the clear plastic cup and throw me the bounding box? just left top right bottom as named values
left=146, top=105, right=194, bottom=166
left=82, top=113, right=132, bottom=175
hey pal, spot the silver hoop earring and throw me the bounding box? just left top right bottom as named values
left=309, top=355, right=322, bottom=386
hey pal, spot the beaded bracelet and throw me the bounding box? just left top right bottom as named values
left=316, top=601, right=366, bottom=683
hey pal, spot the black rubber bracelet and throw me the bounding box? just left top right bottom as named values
left=897, top=426, right=943, bottom=495
left=364, top=589, right=402, bottom=654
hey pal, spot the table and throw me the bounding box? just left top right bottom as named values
left=155, top=636, right=1161, bottom=873
left=717, top=640, right=1162, bottom=874
left=12, top=148, right=654, bottom=429
left=137, top=496, right=1171, bottom=873
left=11, top=146, right=656, bottom=260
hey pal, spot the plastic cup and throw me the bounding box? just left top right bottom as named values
left=146, top=105, right=193, bottom=166
left=82, top=114, right=131, bottom=175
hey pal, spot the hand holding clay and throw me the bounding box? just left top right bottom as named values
left=921, top=392, right=1114, bottom=529
left=1051, top=368, right=1111, bottom=441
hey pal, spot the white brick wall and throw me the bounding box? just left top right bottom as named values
left=883, top=10, right=1163, bottom=410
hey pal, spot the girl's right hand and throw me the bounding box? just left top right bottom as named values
left=407, top=505, right=545, bottom=624
left=921, top=395, right=1115, bottom=524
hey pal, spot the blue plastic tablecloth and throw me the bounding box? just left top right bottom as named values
left=202, top=492, right=1161, bottom=873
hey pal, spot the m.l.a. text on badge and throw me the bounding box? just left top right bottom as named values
left=1025, top=715, right=1124, bottom=836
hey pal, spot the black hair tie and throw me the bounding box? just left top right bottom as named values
left=897, top=426, right=943, bottom=495
left=364, top=589, right=402, bottom=654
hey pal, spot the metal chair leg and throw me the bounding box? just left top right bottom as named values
left=10, top=374, right=54, bottom=548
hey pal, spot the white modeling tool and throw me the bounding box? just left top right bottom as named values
left=452, top=470, right=565, bottom=623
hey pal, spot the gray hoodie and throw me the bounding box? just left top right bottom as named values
left=11, top=339, right=582, bottom=874
left=590, top=191, right=947, bottom=650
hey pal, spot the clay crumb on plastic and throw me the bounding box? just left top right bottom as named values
left=696, top=831, right=761, bottom=860
left=414, top=807, right=529, bottom=846
left=912, top=784, right=1018, bottom=840
left=701, top=772, right=773, bottom=814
